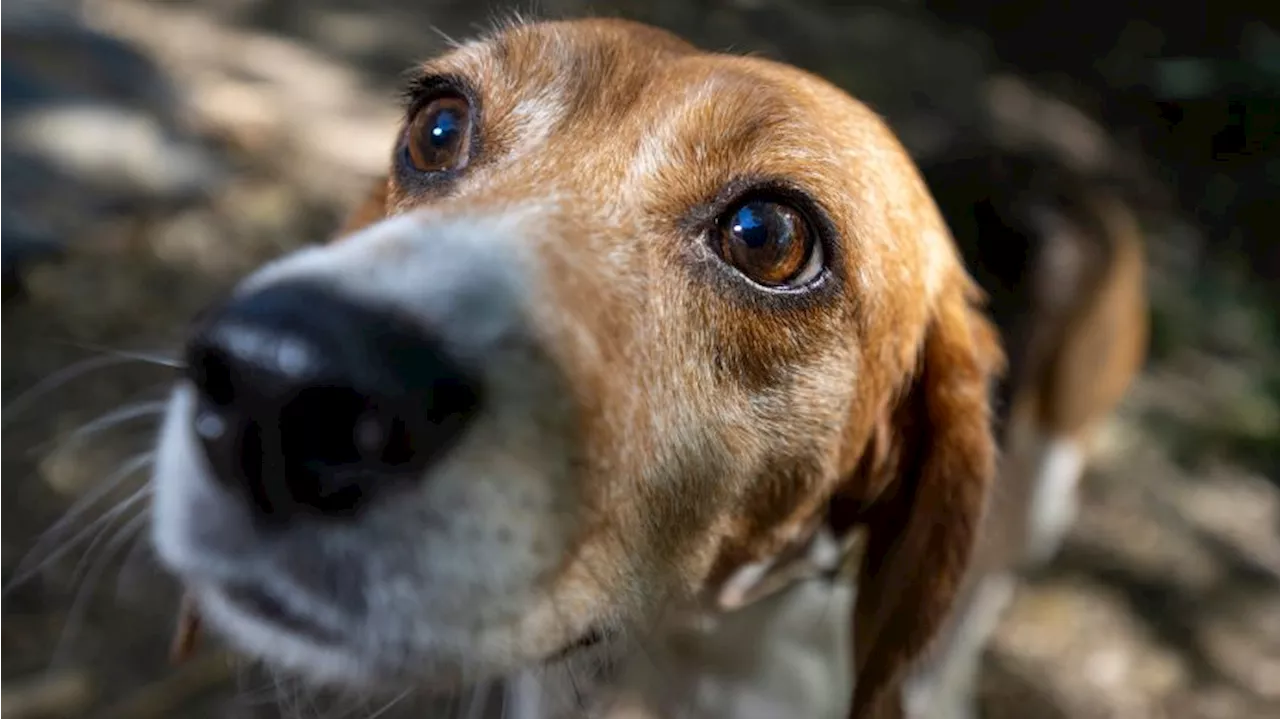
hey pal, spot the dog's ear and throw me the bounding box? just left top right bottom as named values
left=335, top=176, right=391, bottom=237
left=846, top=277, right=1003, bottom=719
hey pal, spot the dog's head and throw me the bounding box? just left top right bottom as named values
left=151, top=18, right=1001, bottom=717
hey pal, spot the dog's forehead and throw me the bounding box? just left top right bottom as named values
left=423, top=20, right=879, bottom=160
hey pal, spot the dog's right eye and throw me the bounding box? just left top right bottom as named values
left=406, top=95, right=473, bottom=173
left=717, top=200, right=823, bottom=288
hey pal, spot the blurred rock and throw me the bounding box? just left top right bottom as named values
left=1, top=209, right=63, bottom=301
left=984, top=579, right=1188, bottom=719
left=1, top=669, right=97, bottom=719
left=1, top=6, right=224, bottom=298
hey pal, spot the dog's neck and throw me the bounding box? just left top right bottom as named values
left=502, top=528, right=868, bottom=719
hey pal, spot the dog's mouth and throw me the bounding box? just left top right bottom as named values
left=220, top=582, right=343, bottom=643
left=547, top=627, right=607, bottom=662
left=173, top=587, right=611, bottom=671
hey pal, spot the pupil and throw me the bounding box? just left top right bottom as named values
left=733, top=204, right=772, bottom=249
left=430, top=110, right=459, bottom=147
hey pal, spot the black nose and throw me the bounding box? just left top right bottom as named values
left=184, top=283, right=482, bottom=523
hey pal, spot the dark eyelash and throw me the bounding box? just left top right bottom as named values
left=397, top=73, right=469, bottom=114
left=682, top=177, right=832, bottom=243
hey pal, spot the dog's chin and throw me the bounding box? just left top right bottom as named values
left=194, top=583, right=390, bottom=690
left=193, top=580, right=616, bottom=701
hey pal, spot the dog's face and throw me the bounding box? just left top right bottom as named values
left=151, top=19, right=1000, bottom=716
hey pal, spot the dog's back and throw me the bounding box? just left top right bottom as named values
left=921, top=147, right=1148, bottom=567
left=903, top=147, right=1149, bottom=719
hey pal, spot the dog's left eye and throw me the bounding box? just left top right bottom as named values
left=718, top=200, right=823, bottom=287
left=406, top=95, right=473, bottom=173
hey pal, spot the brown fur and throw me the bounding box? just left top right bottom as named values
left=335, top=19, right=1004, bottom=717
left=1035, top=192, right=1147, bottom=438
left=844, top=283, right=1003, bottom=719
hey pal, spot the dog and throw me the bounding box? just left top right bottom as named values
left=146, top=17, right=1145, bottom=719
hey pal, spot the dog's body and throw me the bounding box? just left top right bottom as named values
left=145, top=19, right=1144, bottom=719
left=900, top=148, right=1149, bottom=719
left=926, top=148, right=1148, bottom=570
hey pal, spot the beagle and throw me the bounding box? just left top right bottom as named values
left=152, top=18, right=1009, bottom=719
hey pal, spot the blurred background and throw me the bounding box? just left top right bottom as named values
left=2, top=0, right=1277, bottom=717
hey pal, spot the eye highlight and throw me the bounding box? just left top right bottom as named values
left=405, top=95, right=473, bottom=173
left=717, top=200, right=822, bottom=288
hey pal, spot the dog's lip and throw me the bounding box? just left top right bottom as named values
left=219, top=582, right=344, bottom=643
left=545, top=626, right=607, bottom=663
left=210, top=575, right=604, bottom=673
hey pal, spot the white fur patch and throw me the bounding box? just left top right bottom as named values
left=623, top=78, right=718, bottom=189
left=1026, top=436, right=1087, bottom=564
left=717, top=559, right=777, bottom=610
left=237, top=207, right=542, bottom=362
left=608, top=579, right=855, bottom=719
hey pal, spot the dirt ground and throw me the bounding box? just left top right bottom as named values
left=3, top=1, right=1279, bottom=718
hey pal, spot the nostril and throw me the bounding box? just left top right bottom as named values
left=273, top=380, right=482, bottom=516
left=273, top=388, right=424, bottom=515
left=182, top=283, right=485, bottom=522
left=190, top=345, right=237, bottom=407
left=278, top=389, right=418, bottom=470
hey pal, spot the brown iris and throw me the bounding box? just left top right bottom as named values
left=406, top=95, right=472, bottom=173
left=718, top=200, right=816, bottom=287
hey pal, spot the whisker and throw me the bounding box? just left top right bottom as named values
left=460, top=681, right=490, bottom=719
left=315, top=690, right=361, bottom=719
left=50, top=511, right=150, bottom=668
left=267, top=669, right=293, bottom=719
left=300, top=682, right=325, bottom=719
left=562, top=658, right=585, bottom=713
left=56, top=400, right=169, bottom=449
left=46, top=339, right=184, bottom=369
left=3, top=353, right=171, bottom=424
left=67, top=486, right=153, bottom=587
left=6, top=453, right=155, bottom=591
left=26, top=387, right=170, bottom=465
left=274, top=670, right=310, bottom=719
left=231, top=666, right=287, bottom=709
left=429, top=24, right=461, bottom=49
left=365, top=688, right=413, bottom=719
left=573, top=521, right=680, bottom=705
left=112, top=527, right=160, bottom=605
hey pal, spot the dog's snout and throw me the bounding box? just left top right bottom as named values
left=183, top=283, right=483, bottom=523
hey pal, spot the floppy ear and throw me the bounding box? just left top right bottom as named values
left=848, top=278, right=1004, bottom=719
left=335, top=176, right=391, bottom=237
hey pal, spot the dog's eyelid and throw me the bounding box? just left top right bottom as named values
left=397, top=72, right=477, bottom=115
left=707, top=180, right=837, bottom=241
